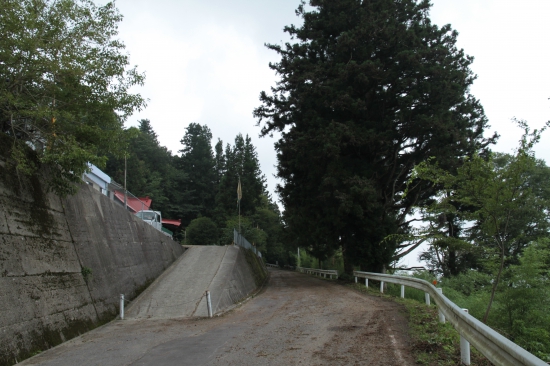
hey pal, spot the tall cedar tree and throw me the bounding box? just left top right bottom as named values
left=178, top=123, right=216, bottom=224
left=214, top=138, right=226, bottom=186
left=254, top=0, right=495, bottom=273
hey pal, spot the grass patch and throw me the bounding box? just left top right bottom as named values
left=349, top=283, right=493, bottom=365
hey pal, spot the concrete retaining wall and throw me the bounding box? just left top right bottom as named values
left=125, top=245, right=267, bottom=319
left=207, top=246, right=259, bottom=315
left=0, top=158, right=184, bottom=366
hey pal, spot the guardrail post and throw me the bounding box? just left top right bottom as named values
left=400, top=285, right=405, bottom=298
left=120, top=294, right=124, bottom=320
left=350, top=271, right=548, bottom=365
left=460, top=309, right=470, bottom=365
left=437, top=288, right=445, bottom=323
left=206, top=291, right=213, bottom=318
left=355, top=276, right=357, bottom=283
left=365, top=278, right=368, bottom=288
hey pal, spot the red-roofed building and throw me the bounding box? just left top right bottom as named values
left=83, top=164, right=182, bottom=237
left=113, top=191, right=151, bottom=212
left=113, top=191, right=182, bottom=234
left=161, top=218, right=182, bottom=232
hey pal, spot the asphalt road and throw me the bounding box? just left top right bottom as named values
left=19, top=269, right=414, bottom=366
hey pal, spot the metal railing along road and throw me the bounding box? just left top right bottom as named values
left=353, top=271, right=547, bottom=366
left=233, top=229, right=262, bottom=258
left=296, top=266, right=338, bottom=279
left=265, top=263, right=279, bottom=268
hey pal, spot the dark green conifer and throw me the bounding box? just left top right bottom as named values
left=216, top=134, right=266, bottom=218
left=254, top=0, right=496, bottom=272
left=178, top=123, right=217, bottom=223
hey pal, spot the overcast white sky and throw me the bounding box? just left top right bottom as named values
left=110, top=0, right=550, bottom=266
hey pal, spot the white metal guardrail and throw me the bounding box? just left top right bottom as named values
left=265, top=263, right=279, bottom=268
left=296, top=266, right=338, bottom=279
left=353, top=271, right=547, bottom=366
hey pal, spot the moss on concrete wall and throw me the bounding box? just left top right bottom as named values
left=0, top=136, right=184, bottom=366
left=243, top=249, right=268, bottom=288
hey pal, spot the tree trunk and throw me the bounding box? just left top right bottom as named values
left=483, top=246, right=505, bottom=323
left=342, top=243, right=354, bottom=275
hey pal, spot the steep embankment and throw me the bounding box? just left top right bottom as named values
left=0, top=151, right=184, bottom=366
left=126, top=245, right=266, bottom=319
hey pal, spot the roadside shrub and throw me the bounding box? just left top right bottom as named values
left=186, top=217, right=219, bottom=245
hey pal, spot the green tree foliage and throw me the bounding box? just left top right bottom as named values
left=494, top=240, right=550, bottom=358
left=254, top=0, right=494, bottom=273
left=419, top=237, right=479, bottom=278
left=178, top=123, right=216, bottom=223
left=101, top=120, right=284, bottom=254
left=103, top=120, right=194, bottom=226
left=1, top=0, right=145, bottom=196
left=210, top=136, right=286, bottom=260
left=186, top=217, right=219, bottom=246
left=218, top=200, right=284, bottom=256
left=220, top=216, right=268, bottom=251
left=400, top=146, right=550, bottom=278
left=214, top=138, right=225, bottom=186
left=115, top=120, right=170, bottom=201
left=440, top=240, right=550, bottom=361
left=417, top=151, right=550, bottom=277
left=216, top=134, right=267, bottom=218
left=255, top=206, right=284, bottom=263
left=412, top=120, right=550, bottom=322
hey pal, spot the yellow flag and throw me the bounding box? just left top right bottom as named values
left=237, top=178, right=242, bottom=201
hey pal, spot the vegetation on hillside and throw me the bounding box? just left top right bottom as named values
left=1, top=0, right=145, bottom=196
left=103, top=120, right=291, bottom=263
left=404, top=122, right=550, bottom=360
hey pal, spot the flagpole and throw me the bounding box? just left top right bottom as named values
left=238, top=199, right=241, bottom=234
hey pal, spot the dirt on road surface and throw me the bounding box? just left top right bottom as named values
left=20, top=269, right=415, bottom=366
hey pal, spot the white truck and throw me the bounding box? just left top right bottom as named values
left=135, top=210, right=173, bottom=238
